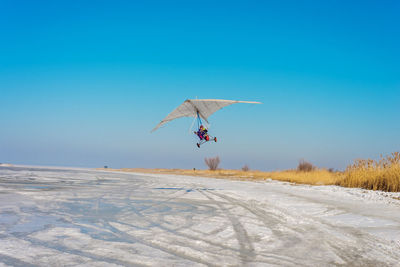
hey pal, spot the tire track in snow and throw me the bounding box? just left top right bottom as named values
left=198, top=189, right=257, bottom=265
left=2, top=167, right=400, bottom=266
left=209, top=190, right=400, bottom=266
left=203, top=190, right=300, bottom=266
left=119, top=186, right=246, bottom=263
left=103, top=221, right=215, bottom=266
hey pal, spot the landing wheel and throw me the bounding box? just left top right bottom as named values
left=197, top=143, right=200, bottom=148
left=214, top=137, right=217, bottom=142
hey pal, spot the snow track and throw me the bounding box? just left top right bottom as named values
left=0, top=166, right=399, bottom=266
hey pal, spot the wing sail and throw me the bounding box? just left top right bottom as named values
left=151, top=99, right=261, bottom=132
left=151, top=100, right=196, bottom=132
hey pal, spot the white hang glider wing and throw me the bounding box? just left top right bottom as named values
left=151, top=99, right=262, bottom=132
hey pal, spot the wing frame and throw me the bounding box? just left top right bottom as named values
left=151, top=99, right=261, bottom=132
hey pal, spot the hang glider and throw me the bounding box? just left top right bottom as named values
left=151, top=99, right=261, bottom=132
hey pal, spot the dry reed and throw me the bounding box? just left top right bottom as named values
left=337, top=152, right=400, bottom=192
left=99, top=152, right=400, bottom=192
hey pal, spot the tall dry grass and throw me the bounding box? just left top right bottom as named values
left=258, top=169, right=341, bottom=185
left=337, top=152, right=400, bottom=192
left=100, top=152, right=400, bottom=192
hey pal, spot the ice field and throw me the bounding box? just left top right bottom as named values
left=0, top=166, right=400, bottom=266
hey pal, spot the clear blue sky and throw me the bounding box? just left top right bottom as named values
left=1, top=0, right=399, bottom=170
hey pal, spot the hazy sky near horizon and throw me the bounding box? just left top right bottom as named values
left=1, top=0, right=399, bottom=170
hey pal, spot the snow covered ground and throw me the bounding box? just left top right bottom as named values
left=0, top=166, right=399, bottom=266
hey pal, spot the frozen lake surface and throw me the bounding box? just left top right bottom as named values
left=0, top=166, right=400, bottom=266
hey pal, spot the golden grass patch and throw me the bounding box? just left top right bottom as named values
left=337, top=152, right=400, bottom=192
left=100, top=167, right=342, bottom=186
left=99, top=152, right=400, bottom=192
